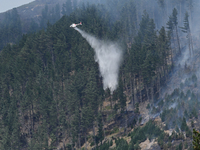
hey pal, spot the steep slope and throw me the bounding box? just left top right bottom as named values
left=0, top=0, right=200, bottom=149
left=0, top=0, right=65, bottom=22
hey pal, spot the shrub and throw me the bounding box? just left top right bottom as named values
left=146, top=103, right=150, bottom=109
left=115, top=138, right=128, bottom=150
left=192, top=74, right=197, bottom=82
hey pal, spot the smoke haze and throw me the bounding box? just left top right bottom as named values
left=74, top=27, right=123, bottom=94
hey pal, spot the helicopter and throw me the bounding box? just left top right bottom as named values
left=70, top=22, right=82, bottom=28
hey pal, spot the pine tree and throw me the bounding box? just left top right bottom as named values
left=186, top=0, right=193, bottom=25
left=180, top=11, right=193, bottom=57
left=97, top=113, right=104, bottom=145
left=120, top=0, right=137, bottom=43
left=157, top=0, right=166, bottom=25
left=172, top=8, right=181, bottom=54
left=166, top=15, right=175, bottom=65
left=193, top=129, right=200, bottom=150
left=157, top=27, right=170, bottom=83
left=40, top=5, right=49, bottom=29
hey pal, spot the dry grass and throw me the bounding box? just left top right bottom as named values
left=139, top=138, right=155, bottom=150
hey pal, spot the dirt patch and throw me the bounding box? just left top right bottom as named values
left=109, top=139, right=116, bottom=149
left=82, top=141, right=93, bottom=150
left=164, top=129, right=174, bottom=136
left=103, top=100, right=111, bottom=107
left=124, top=136, right=131, bottom=144
left=139, top=138, right=155, bottom=150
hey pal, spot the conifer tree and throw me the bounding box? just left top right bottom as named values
left=40, top=5, right=49, bottom=29
left=166, top=15, right=175, bottom=65
left=193, top=129, right=200, bottom=150
left=172, top=8, right=181, bottom=54
left=120, top=0, right=137, bottom=43
left=180, top=11, right=193, bottom=57
left=186, top=0, right=193, bottom=25
left=157, top=27, right=170, bottom=77
left=157, top=0, right=166, bottom=24
left=97, top=113, right=104, bottom=145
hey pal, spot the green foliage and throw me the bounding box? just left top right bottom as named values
left=146, top=104, right=150, bottom=109
left=158, top=100, right=164, bottom=108
left=0, top=1, right=195, bottom=149
left=134, top=142, right=141, bottom=150
left=157, top=0, right=165, bottom=8
left=185, top=142, right=188, bottom=149
left=0, top=4, right=113, bottom=149
left=186, top=128, right=192, bottom=138
left=90, top=141, right=95, bottom=147
left=193, top=129, right=200, bottom=150
left=97, top=113, right=104, bottom=144
left=0, top=8, right=22, bottom=49
left=115, top=138, right=129, bottom=150
left=180, top=11, right=193, bottom=56
left=96, top=140, right=112, bottom=150
left=191, top=120, right=194, bottom=128
left=117, top=78, right=127, bottom=113
left=110, top=127, right=119, bottom=135
left=192, top=74, right=198, bottom=82
left=172, top=8, right=178, bottom=26
left=139, top=117, right=142, bottom=124
left=129, top=120, right=165, bottom=148
left=160, top=108, right=175, bottom=122
left=180, top=11, right=190, bottom=33
left=156, top=76, right=200, bottom=131
left=40, top=4, right=61, bottom=29
left=181, top=117, right=187, bottom=131
left=177, top=142, right=183, bottom=150
left=135, top=103, right=140, bottom=114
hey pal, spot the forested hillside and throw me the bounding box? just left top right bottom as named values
left=0, top=0, right=199, bottom=149
left=0, top=0, right=196, bottom=50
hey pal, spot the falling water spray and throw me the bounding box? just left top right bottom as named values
left=74, top=27, right=123, bottom=94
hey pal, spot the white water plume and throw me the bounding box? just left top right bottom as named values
left=74, top=27, right=123, bottom=94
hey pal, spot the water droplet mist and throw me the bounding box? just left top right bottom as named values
left=75, top=27, right=123, bottom=94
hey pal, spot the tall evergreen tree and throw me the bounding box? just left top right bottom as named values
left=193, top=129, right=200, bottom=150
left=172, top=8, right=181, bottom=54
left=180, top=11, right=193, bottom=57
left=166, top=15, right=175, bottom=65
left=186, top=0, right=193, bottom=25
